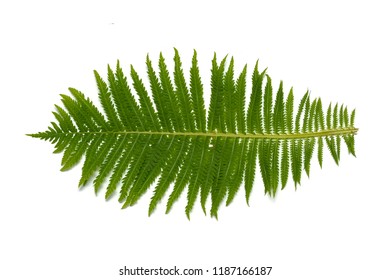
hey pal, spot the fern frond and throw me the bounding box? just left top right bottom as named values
left=28, top=50, right=358, bottom=218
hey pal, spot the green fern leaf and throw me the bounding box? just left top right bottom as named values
left=245, top=139, right=258, bottom=204
left=234, top=65, right=247, bottom=134
left=189, top=50, right=206, bottom=132
left=28, top=50, right=358, bottom=218
left=280, top=140, right=290, bottom=189
left=226, top=138, right=247, bottom=205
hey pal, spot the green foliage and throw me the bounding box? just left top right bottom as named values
left=28, top=50, right=358, bottom=218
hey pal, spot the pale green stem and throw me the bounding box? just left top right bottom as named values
left=55, top=127, right=358, bottom=139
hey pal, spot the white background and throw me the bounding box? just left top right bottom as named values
left=1, top=0, right=390, bottom=279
